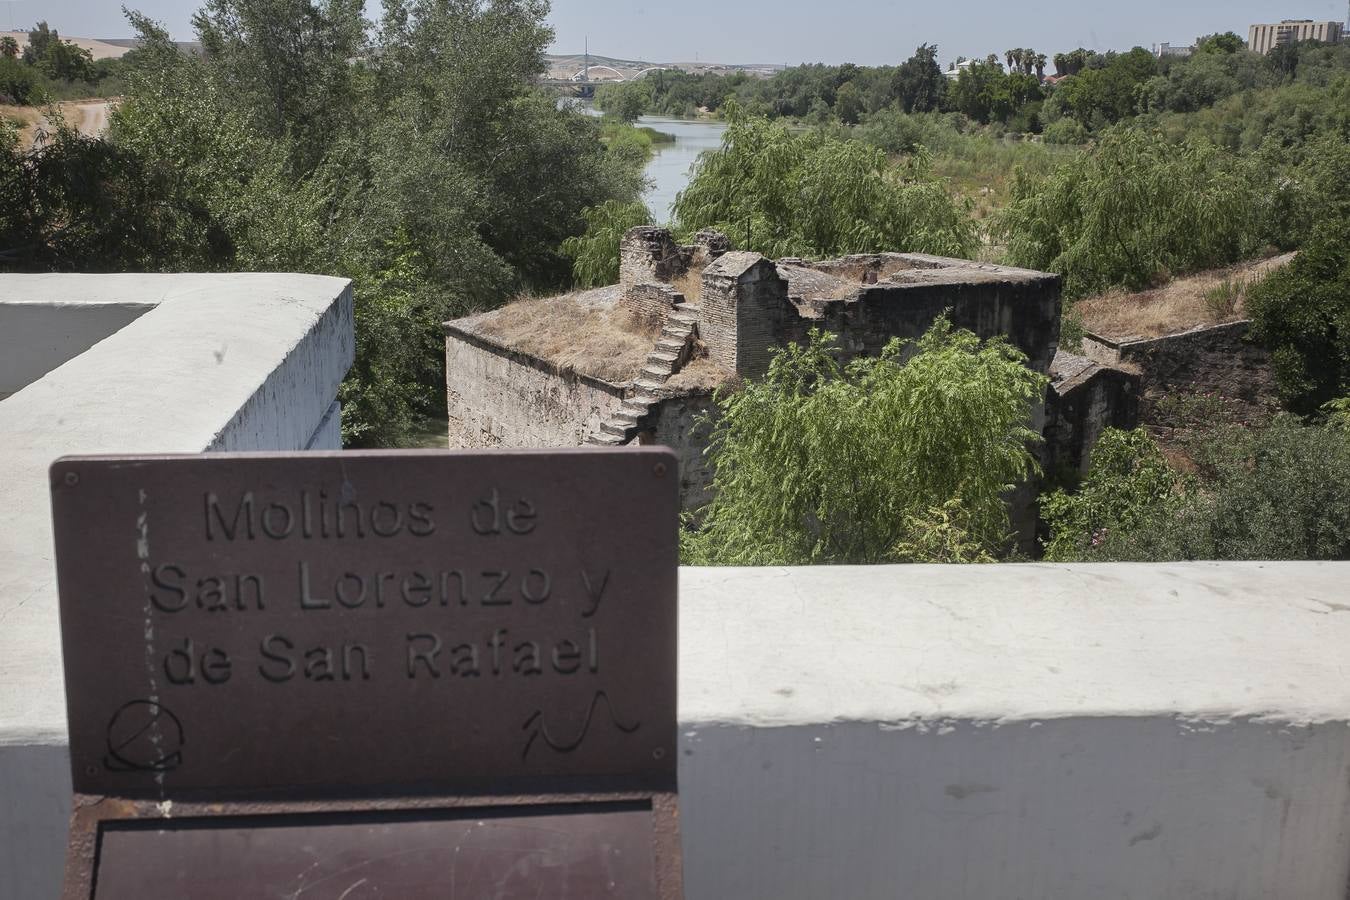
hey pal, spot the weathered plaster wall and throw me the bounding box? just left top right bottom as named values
left=445, top=328, right=627, bottom=448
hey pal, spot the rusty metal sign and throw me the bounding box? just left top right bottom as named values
left=51, top=449, right=681, bottom=899
left=94, top=802, right=660, bottom=899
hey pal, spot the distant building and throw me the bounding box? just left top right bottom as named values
left=1247, top=20, right=1344, bottom=54
left=1153, top=42, right=1195, bottom=58
left=944, top=58, right=978, bottom=80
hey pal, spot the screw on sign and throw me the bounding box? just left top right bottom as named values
left=51, top=450, right=683, bottom=900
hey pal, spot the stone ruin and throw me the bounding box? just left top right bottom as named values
left=445, top=226, right=1143, bottom=546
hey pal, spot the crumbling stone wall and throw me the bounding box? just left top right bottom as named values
left=638, top=392, right=718, bottom=513
left=701, top=252, right=791, bottom=379
left=806, top=264, right=1062, bottom=376
left=619, top=283, right=685, bottom=328
left=1044, top=352, right=1141, bottom=478
left=1082, top=321, right=1278, bottom=423
left=445, top=327, right=626, bottom=447
left=620, top=226, right=689, bottom=289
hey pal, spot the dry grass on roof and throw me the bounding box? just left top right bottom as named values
left=1075, top=253, right=1296, bottom=341
left=664, top=349, right=735, bottom=393
left=471, top=291, right=657, bottom=384
left=671, top=267, right=705, bottom=304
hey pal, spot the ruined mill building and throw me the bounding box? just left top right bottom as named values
left=444, top=227, right=1138, bottom=525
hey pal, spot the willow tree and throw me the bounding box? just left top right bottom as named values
left=994, top=126, right=1277, bottom=298
left=683, top=319, right=1047, bottom=565
left=672, top=106, right=978, bottom=260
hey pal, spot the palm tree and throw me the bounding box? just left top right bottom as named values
left=1034, top=53, right=1047, bottom=79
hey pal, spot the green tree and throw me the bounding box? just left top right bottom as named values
left=1057, top=48, right=1157, bottom=126
left=22, top=22, right=56, bottom=65
left=0, top=55, right=37, bottom=104
left=995, top=126, right=1275, bottom=297
left=0, top=37, right=19, bottom=60
left=0, top=117, right=229, bottom=270
left=949, top=58, right=1005, bottom=123
left=595, top=79, right=652, bottom=123
left=192, top=0, right=367, bottom=170
left=1246, top=220, right=1350, bottom=415
left=674, top=106, right=977, bottom=259
left=683, top=320, right=1047, bottom=565
left=1196, top=32, right=1246, bottom=55
left=834, top=80, right=863, bottom=124
left=560, top=200, right=652, bottom=287
left=894, top=44, right=946, bottom=113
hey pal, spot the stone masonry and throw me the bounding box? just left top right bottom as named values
left=447, top=227, right=1074, bottom=523
left=701, top=252, right=789, bottom=378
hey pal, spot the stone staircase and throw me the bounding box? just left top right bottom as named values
left=586, top=306, right=700, bottom=446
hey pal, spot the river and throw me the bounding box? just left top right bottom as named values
left=637, top=115, right=728, bottom=225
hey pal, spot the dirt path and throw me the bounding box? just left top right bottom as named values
left=2, top=100, right=114, bottom=149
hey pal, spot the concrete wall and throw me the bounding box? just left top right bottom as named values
left=679, top=562, right=1350, bottom=900
left=445, top=327, right=628, bottom=448
left=5, top=562, right=1350, bottom=898
left=0, top=273, right=354, bottom=900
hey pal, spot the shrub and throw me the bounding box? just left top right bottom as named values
left=1041, top=428, right=1182, bottom=561
left=683, top=319, right=1047, bottom=565
left=1245, top=219, right=1350, bottom=415
left=1044, top=419, right=1350, bottom=561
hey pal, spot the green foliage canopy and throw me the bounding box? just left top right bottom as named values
left=673, top=108, right=977, bottom=259
left=684, top=320, right=1047, bottom=565
left=995, top=125, right=1279, bottom=298
left=1044, top=421, right=1350, bottom=561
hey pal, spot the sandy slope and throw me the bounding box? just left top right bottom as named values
left=2, top=100, right=113, bottom=148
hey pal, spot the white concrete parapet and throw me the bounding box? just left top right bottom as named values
left=0, top=273, right=353, bottom=899
left=678, top=563, right=1350, bottom=900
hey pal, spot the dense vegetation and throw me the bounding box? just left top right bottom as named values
left=0, top=23, right=126, bottom=104
left=595, top=35, right=1350, bottom=143
left=684, top=321, right=1046, bottom=565
left=1043, top=419, right=1350, bottom=562
left=671, top=109, right=977, bottom=259
left=5, top=5, right=1350, bottom=562
left=1, top=1, right=649, bottom=446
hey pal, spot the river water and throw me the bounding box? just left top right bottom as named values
left=637, top=115, right=728, bottom=225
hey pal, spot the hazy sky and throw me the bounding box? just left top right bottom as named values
left=7, top=0, right=1350, bottom=66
